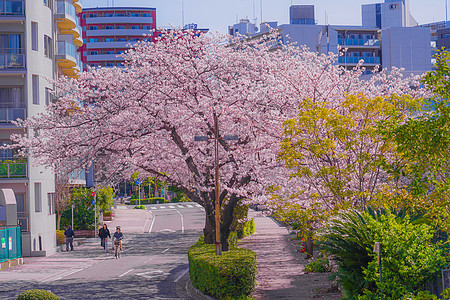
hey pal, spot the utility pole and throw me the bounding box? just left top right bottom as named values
left=194, top=113, right=238, bottom=255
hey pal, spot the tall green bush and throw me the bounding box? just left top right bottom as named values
left=361, top=213, right=447, bottom=299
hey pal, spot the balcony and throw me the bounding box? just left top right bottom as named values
left=55, top=1, right=76, bottom=30
left=86, top=16, right=153, bottom=25
left=86, top=53, right=124, bottom=62
left=0, top=158, right=27, bottom=179
left=0, top=108, right=26, bottom=123
left=86, top=41, right=134, bottom=49
left=56, top=41, right=81, bottom=78
left=72, top=0, right=81, bottom=13
left=338, top=38, right=380, bottom=48
left=86, top=29, right=151, bottom=37
left=0, top=0, right=24, bottom=16
left=338, top=56, right=380, bottom=65
left=0, top=49, right=25, bottom=69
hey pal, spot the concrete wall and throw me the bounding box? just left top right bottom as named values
left=381, top=26, right=431, bottom=73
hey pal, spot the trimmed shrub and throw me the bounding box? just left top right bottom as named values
left=133, top=205, right=145, bottom=209
left=55, top=230, right=65, bottom=246
left=129, top=197, right=165, bottom=205
left=17, top=289, right=59, bottom=300
left=188, top=239, right=257, bottom=299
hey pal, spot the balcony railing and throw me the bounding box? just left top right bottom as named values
left=0, top=158, right=27, bottom=178
left=0, top=0, right=24, bottom=16
left=56, top=0, right=76, bottom=20
left=0, top=48, right=25, bottom=69
left=338, top=56, right=380, bottom=64
left=0, top=108, right=26, bottom=122
left=17, top=212, right=28, bottom=232
left=338, top=38, right=380, bottom=47
left=57, top=41, right=77, bottom=58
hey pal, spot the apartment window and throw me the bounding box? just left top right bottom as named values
left=142, top=13, right=151, bottom=17
left=117, top=62, right=124, bottom=67
left=44, top=35, right=52, bottom=58
left=31, top=22, right=38, bottom=51
left=45, top=87, right=53, bottom=105
left=105, top=26, right=113, bottom=29
left=32, top=75, right=39, bottom=105
left=91, top=63, right=100, bottom=68
left=116, top=50, right=124, bottom=54
left=16, top=193, right=25, bottom=212
left=35, top=183, right=42, bottom=213
left=82, top=14, right=86, bottom=19
left=83, top=39, right=87, bottom=44
left=117, top=38, right=126, bottom=42
left=131, top=26, right=140, bottom=29
left=116, top=26, right=125, bottom=29
left=443, top=34, right=450, bottom=39
left=43, top=0, right=51, bottom=8
left=105, top=38, right=114, bottom=42
left=116, top=13, right=125, bottom=17
left=105, top=50, right=114, bottom=54
left=47, top=193, right=55, bottom=215
left=90, top=38, right=98, bottom=43
left=89, top=13, right=98, bottom=18
left=130, top=38, right=139, bottom=42
left=131, top=13, right=139, bottom=17
left=90, top=51, right=98, bottom=55
left=143, top=26, right=151, bottom=30
left=105, top=13, right=114, bottom=17
left=106, top=62, right=115, bottom=67
left=89, top=26, right=98, bottom=30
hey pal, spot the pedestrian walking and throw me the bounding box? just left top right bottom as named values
left=113, top=226, right=123, bottom=258
left=64, top=225, right=75, bottom=251
left=98, top=224, right=111, bottom=253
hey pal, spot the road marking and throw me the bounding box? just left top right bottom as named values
left=159, top=229, right=176, bottom=233
left=169, top=205, right=175, bottom=208
left=177, top=205, right=184, bottom=208
left=144, top=258, right=154, bottom=264
left=160, top=206, right=166, bottom=209
left=176, top=209, right=185, bottom=234
left=119, top=269, right=134, bottom=278
left=149, top=210, right=156, bottom=233
left=136, top=270, right=169, bottom=279
left=150, top=207, right=157, bottom=210
left=142, top=210, right=152, bottom=233
left=174, top=268, right=189, bottom=283
left=201, top=208, right=205, bottom=212
left=186, top=205, right=193, bottom=208
left=162, top=248, right=170, bottom=254
left=42, top=268, right=84, bottom=282
left=195, top=204, right=202, bottom=207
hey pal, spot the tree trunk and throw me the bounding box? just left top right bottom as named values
left=57, top=213, right=62, bottom=231
left=306, top=237, right=314, bottom=259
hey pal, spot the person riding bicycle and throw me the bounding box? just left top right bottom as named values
left=113, top=226, right=123, bottom=258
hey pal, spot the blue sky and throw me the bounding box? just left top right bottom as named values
left=81, top=0, right=448, bottom=33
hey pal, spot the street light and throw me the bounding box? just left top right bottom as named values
left=194, top=112, right=238, bottom=255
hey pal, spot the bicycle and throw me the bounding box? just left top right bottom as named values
left=114, top=237, right=122, bottom=258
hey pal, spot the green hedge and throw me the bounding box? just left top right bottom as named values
left=189, top=238, right=257, bottom=299
left=230, top=219, right=256, bottom=246
left=17, top=289, right=59, bottom=300
left=129, top=197, right=166, bottom=205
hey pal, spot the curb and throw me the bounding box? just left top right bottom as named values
left=185, top=277, right=216, bottom=300
left=0, top=257, right=23, bottom=271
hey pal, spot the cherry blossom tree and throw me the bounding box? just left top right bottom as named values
left=10, top=29, right=426, bottom=250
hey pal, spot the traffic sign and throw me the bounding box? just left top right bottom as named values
left=91, top=191, right=96, bottom=199
left=92, top=199, right=96, bottom=206
left=135, top=179, right=141, bottom=185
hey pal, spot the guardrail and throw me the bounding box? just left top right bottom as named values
left=0, top=48, right=25, bottom=69
left=0, top=226, right=21, bottom=262
left=0, top=1, right=24, bottom=16
left=0, top=159, right=27, bottom=178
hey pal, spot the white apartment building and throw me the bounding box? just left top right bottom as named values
left=0, top=0, right=82, bottom=257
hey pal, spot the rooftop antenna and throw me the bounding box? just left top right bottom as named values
left=182, top=0, right=185, bottom=27
left=260, top=0, right=263, bottom=23
left=253, top=0, right=257, bottom=25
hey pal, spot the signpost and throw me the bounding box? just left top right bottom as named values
left=135, top=179, right=141, bottom=206
left=91, top=191, right=96, bottom=230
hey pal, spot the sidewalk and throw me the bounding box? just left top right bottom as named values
left=238, top=211, right=341, bottom=299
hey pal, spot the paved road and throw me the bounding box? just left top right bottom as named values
left=0, top=202, right=205, bottom=300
